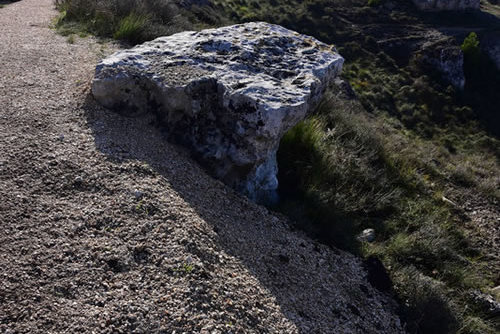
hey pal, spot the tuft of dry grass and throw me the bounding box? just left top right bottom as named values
left=53, top=0, right=224, bottom=44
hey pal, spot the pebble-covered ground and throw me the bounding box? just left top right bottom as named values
left=0, top=0, right=404, bottom=332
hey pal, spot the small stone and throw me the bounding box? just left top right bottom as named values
left=357, top=229, right=376, bottom=243
left=469, top=290, right=500, bottom=317
left=133, top=189, right=144, bottom=199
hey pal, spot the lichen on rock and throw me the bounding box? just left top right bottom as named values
left=92, top=22, right=344, bottom=203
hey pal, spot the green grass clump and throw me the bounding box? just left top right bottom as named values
left=113, top=13, right=148, bottom=44
left=277, top=119, right=323, bottom=194
left=278, top=92, right=401, bottom=250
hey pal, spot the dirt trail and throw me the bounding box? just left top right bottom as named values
left=0, top=0, right=403, bottom=332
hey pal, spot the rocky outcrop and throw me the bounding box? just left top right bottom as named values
left=92, top=22, right=344, bottom=203
left=420, top=41, right=465, bottom=89
left=412, top=0, right=480, bottom=11
left=375, top=27, right=465, bottom=89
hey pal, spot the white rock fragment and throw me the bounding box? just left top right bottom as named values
left=357, top=229, right=376, bottom=243
left=92, top=22, right=344, bottom=203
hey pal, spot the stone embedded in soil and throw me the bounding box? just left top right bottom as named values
left=357, top=228, right=376, bottom=243
left=91, top=22, right=344, bottom=203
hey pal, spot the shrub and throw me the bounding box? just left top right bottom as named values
left=277, top=118, right=323, bottom=194
left=461, top=32, right=480, bottom=63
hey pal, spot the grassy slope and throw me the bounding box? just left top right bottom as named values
left=54, top=0, right=500, bottom=333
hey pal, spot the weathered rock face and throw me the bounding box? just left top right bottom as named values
left=412, top=0, right=480, bottom=11
left=92, top=22, right=344, bottom=203
left=375, top=26, right=465, bottom=89
left=420, top=42, right=465, bottom=89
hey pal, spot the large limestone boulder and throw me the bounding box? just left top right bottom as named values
left=92, top=22, right=344, bottom=203
left=412, top=0, right=480, bottom=11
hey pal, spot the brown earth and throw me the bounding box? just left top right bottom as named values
left=0, top=0, right=404, bottom=333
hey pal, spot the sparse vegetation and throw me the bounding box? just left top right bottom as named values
left=458, top=316, right=498, bottom=334
left=173, top=263, right=195, bottom=275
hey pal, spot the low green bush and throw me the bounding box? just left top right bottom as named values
left=461, top=32, right=480, bottom=63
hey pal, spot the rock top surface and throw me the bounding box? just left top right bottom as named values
left=92, top=22, right=344, bottom=203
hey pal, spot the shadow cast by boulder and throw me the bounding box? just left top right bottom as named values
left=82, top=93, right=404, bottom=332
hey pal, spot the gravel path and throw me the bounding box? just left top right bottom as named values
left=0, top=0, right=404, bottom=332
